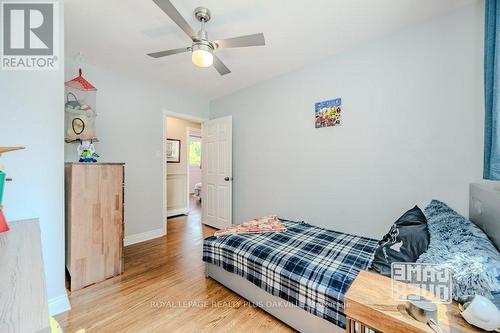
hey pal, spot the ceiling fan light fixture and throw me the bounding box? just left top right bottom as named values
left=191, top=43, right=213, bottom=68
left=148, top=2, right=266, bottom=75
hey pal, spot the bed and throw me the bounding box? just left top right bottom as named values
left=203, top=182, right=500, bottom=333
left=203, top=220, right=378, bottom=333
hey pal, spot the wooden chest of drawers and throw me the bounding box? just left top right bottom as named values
left=65, top=163, right=124, bottom=291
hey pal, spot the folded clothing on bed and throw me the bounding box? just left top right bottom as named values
left=203, top=219, right=378, bottom=328
left=213, top=214, right=286, bottom=237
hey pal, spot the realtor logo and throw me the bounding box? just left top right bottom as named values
left=1, top=1, right=59, bottom=70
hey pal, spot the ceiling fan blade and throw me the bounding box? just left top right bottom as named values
left=213, top=33, right=265, bottom=49
left=152, top=0, right=196, bottom=40
left=213, top=54, right=231, bottom=76
left=147, top=47, right=190, bottom=58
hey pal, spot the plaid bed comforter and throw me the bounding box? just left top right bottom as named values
left=203, top=219, right=378, bottom=328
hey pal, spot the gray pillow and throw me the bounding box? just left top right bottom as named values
left=417, top=200, right=500, bottom=304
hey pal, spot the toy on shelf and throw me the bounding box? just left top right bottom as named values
left=0, top=146, right=25, bottom=233
left=0, top=162, right=7, bottom=232
left=0, top=170, right=5, bottom=205
left=77, top=139, right=99, bottom=163
left=65, top=68, right=98, bottom=143
left=0, top=209, right=8, bottom=233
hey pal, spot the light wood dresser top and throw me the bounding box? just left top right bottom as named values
left=0, top=219, right=50, bottom=333
left=345, top=271, right=484, bottom=333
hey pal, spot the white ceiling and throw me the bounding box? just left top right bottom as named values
left=65, top=0, right=475, bottom=99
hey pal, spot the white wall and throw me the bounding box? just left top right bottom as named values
left=0, top=1, right=69, bottom=315
left=210, top=4, right=484, bottom=239
left=64, top=59, right=209, bottom=242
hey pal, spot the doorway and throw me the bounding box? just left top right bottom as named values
left=163, top=112, right=233, bottom=233
left=188, top=128, right=202, bottom=215
left=163, top=113, right=204, bottom=234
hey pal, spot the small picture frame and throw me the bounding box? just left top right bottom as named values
left=166, top=138, right=181, bottom=163
left=315, top=98, right=342, bottom=128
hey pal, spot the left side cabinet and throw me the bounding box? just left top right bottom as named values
left=65, top=162, right=125, bottom=291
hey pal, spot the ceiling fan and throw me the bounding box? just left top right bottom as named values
left=147, top=0, right=266, bottom=76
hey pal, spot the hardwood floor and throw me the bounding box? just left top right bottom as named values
left=56, top=197, right=293, bottom=333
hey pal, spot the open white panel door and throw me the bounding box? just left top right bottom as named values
left=202, top=116, right=232, bottom=229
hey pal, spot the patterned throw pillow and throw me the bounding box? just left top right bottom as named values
left=417, top=200, right=500, bottom=303
left=370, top=206, right=430, bottom=276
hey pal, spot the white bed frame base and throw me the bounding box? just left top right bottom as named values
left=206, top=263, right=343, bottom=333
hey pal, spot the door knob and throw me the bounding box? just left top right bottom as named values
left=224, top=177, right=233, bottom=181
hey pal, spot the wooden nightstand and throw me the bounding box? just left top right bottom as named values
left=344, top=271, right=484, bottom=333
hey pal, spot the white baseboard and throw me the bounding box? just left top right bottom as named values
left=124, top=228, right=165, bottom=246
left=49, top=293, right=71, bottom=316
left=167, top=207, right=189, bottom=217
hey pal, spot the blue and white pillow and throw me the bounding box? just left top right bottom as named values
left=417, top=200, right=500, bottom=304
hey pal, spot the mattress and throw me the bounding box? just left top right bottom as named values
left=203, top=219, right=378, bottom=328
